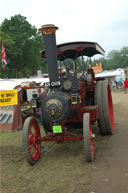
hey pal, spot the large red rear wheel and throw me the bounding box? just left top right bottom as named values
left=22, top=117, right=41, bottom=165
left=95, top=80, right=114, bottom=135
left=83, top=113, right=94, bottom=162
left=102, top=80, right=114, bottom=134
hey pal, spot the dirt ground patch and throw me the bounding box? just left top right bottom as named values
left=0, top=90, right=128, bottom=193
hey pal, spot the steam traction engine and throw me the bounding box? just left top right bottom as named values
left=22, top=25, right=114, bottom=165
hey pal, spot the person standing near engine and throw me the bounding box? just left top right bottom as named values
left=37, top=87, right=48, bottom=101
left=36, top=87, right=48, bottom=118
left=124, top=78, right=128, bottom=94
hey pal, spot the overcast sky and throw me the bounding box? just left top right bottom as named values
left=0, top=0, right=128, bottom=57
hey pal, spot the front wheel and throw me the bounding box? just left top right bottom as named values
left=22, top=117, right=41, bottom=165
left=83, top=113, right=94, bottom=162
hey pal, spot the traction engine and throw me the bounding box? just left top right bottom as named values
left=22, top=25, right=114, bottom=165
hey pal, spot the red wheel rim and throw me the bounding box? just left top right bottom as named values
left=29, top=120, right=41, bottom=160
left=89, top=121, right=94, bottom=158
left=108, top=85, right=114, bottom=131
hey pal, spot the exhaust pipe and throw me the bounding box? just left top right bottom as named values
left=39, top=24, right=59, bottom=84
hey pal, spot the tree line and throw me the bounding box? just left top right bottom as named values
left=0, top=15, right=128, bottom=78
left=92, top=47, right=128, bottom=70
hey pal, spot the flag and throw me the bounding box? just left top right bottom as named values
left=2, top=43, right=7, bottom=69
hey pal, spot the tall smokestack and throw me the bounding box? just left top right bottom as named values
left=39, top=24, right=59, bottom=84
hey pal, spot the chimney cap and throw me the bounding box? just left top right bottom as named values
left=39, top=24, right=58, bottom=35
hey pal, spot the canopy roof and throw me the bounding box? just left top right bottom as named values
left=41, top=41, right=105, bottom=61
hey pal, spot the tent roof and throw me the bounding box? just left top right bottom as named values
left=0, top=78, right=49, bottom=91
left=95, top=70, right=123, bottom=78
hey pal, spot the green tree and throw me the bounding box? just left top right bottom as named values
left=0, top=14, right=44, bottom=78
left=120, top=47, right=128, bottom=68
left=106, top=47, right=128, bottom=70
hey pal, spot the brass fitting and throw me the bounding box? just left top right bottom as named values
left=39, top=24, right=58, bottom=35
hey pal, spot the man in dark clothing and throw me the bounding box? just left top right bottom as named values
left=36, top=88, right=48, bottom=117
left=37, top=88, right=48, bottom=101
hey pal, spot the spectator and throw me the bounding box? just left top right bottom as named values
left=36, top=87, right=48, bottom=117
left=124, top=78, right=128, bottom=94
left=38, top=88, right=48, bottom=100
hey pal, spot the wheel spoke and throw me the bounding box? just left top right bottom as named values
left=29, top=135, right=34, bottom=144
left=29, top=121, right=41, bottom=160
left=31, top=143, right=40, bottom=159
